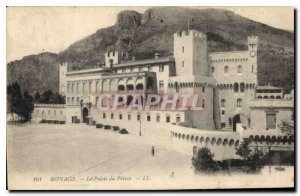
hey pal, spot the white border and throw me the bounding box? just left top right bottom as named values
left=1, top=0, right=298, bottom=195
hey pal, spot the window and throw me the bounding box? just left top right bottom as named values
left=202, top=99, right=205, bottom=108
left=137, top=114, right=141, bottom=121
left=103, top=113, right=106, bottom=119
left=202, top=86, right=205, bottom=93
left=222, top=110, right=225, bottom=115
left=182, top=61, right=184, bottom=67
left=77, top=97, right=79, bottom=105
left=221, top=123, right=226, bottom=129
left=67, top=83, right=70, bottom=92
left=237, top=65, right=242, bottom=73
left=48, top=110, right=50, bottom=115
left=234, top=83, right=239, bottom=92
left=156, top=115, right=160, bottom=122
left=252, top=65, right=254, bottom=73
left=266, top=113, right=277, bottom=129
left=159, top=65, right=164, bottom=72
left=71, top=97, right=74, bottom=104
left=166, top=115, right=170, bottom=123
left=224, top=66, right=228, bottom=73
left=176, top=116, right=181, bottom=123
left=211, top=67, right=215, bottom=73
left=119, top=114, right=122, bottom=120
left=128, top=114, right=131, bottom=120
left=159, top=81, right=164, bottom=89
left=147, top=115, right=151, bottom=122
left=111, top=113, right=114, bottom=119
left=182, top=46, right=184, bottom=53
left=237, top=98, right=242, bottom=108
left=221, top=99, right=226, bottom=107
left=240, top=83, right=245, bottom=92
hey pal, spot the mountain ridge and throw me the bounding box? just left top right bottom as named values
left=7, top=7, right=294, bottom=94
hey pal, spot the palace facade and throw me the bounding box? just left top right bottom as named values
left=33, top=30, right=294, bottom=160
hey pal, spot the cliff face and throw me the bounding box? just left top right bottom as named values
left=7, top=7, right=294, bottom=94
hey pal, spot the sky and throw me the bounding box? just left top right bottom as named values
left=6, top=6, right=294, bottom=63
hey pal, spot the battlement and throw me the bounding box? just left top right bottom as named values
left=105, top=50, right=119, bottom=58
left=247, top=36, right=258, bottom=43
left=174, top=30, right=206, bottom=39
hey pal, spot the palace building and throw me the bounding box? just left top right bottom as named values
left=33, top=30, right=294, bottom=160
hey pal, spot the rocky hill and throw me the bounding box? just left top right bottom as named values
left=7, top=7, right=294, bottom=94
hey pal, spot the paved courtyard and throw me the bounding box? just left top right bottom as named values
left=7, top=122, right=294, bottom=190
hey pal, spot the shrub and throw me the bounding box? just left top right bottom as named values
left=192, top=147, right=219, bottom=173
left=119, top=129, right=129, bottom=134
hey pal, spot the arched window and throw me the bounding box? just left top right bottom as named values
left=67, top=83, right=70, bottom=92
left=221, top=99, right=226, bottom=108
left=237, top=98, right=242, bottom=107
left=240, top=83, right=245, bottom=92
left=263, top=96, right=268, bottom=99
left=224, top=66, right=228, bottom=73
left=234, top=83, right=239, bottom=92
left=147, top=77, right=154, bottom=90
left=76, top=83, right=79, bottom=93
left=211, top=67, right=215, bottom=73
left=257, top=96, right=262, bottom=99
left=71, top=83, right=74, bottom=93
left=89, top=82, right=92, bottom=92
left=82, top=82, right=86, bottom=93
left=276, top=96, right=281, bottom=99
left=270, top=96, right=275, bottom=99
left=237, top=65, right=242, bottom=73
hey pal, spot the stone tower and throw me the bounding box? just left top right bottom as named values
left=173, top=30, right=208, bottom=76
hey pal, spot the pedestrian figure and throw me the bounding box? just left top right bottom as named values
left=151, top=146, right=155, bottom=156
left=170, top=171, right=174, bottom=178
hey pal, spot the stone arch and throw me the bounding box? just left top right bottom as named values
left=117, top=79, right=125, bottom=91
left=136, top=77, right=144, bottom=90
left=205, top=137, right=210, bottom=144
left=110, top=79, right=117, bottom=92
left=240, top=82, right=245, bottom=92
left=211, top=138, right=216, bottom=145
left=234, top=140, right=239, bottom=147
left=223, top=138, right=228, bottom=146
left=195, top=136, right=199, bottom=142
left=229, top=139, right=234, bottom=146
left=178, top=133, right=181, bottom=139
left=174, top=132, right=177, bottom=137
left=263, top=96, right=268, bottom=99
left=200, top=137, right=204, bottom=143
left=234, top=83, right=239, bottom=92
left=276, top=96, right=281, bottom=99
left=191, top=135, right=194, bottom=142
left=102, top=79, right=110, bottom=92
left=186, top=135, right=190, bottom=141
left=182, top=134, right=185, bottom=140
left=217, top=138, right=222, bottom=145
left=126, top=78, right=134, bottom=90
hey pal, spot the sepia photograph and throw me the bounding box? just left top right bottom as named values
left=6, top=6, right=295, bottom=190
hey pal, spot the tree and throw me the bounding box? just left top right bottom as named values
left=39, top=90, right=53, bottom=103
left=22, top=90, right=34, bottom=120
left=278, top=119, right=294, bottom=138
left=236, top=140, right=266, bottom=172
left=34, top=91, right=40, bottom=103
left=7, top=82, right=34, bottom=122
left=192, top=147, right=218, bottom=173
left=236, top=140, right=252, bottom=171
left=247, top=147, right=265, bottom=172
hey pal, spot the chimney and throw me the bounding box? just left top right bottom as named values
left=155, top=53, right=160, bottom=59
